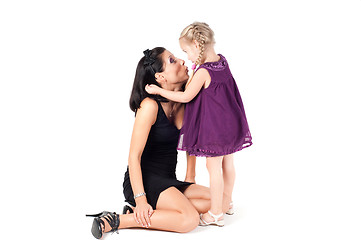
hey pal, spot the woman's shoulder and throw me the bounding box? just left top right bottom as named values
left=140, top=97, right=158, bottom=107
left=136, top=98, right=159, bottom=124
left=139, top=97, right=159, bottom=113
left=133, top=98, right=159, bottom=125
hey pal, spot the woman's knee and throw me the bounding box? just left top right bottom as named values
left=183, top=184, right=210, bottom=200
left=177, top=208, right=199, bottom=233
left=157, top=187, right=200, bottom=232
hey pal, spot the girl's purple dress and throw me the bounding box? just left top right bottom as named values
left=177, top=54, right=252, bottom=157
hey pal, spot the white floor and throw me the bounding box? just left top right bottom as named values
left=78, top=152, right=360, bottom=240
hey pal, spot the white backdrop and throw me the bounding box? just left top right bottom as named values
left=1, top=0, right=361, bottom=239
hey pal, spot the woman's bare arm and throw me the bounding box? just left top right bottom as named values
left=128, top=98, right=158, bottom=227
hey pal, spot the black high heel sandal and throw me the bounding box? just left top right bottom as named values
left=86, top=211, right=112, bottom=218
left=122, top=204, right=134, bottom=214
left=86, top=211, right=119, bottom=239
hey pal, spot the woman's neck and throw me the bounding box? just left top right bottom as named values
left=161, top=82, right=184, bottom=92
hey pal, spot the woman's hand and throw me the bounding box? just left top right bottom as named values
left=133, top=197, right=154, bottom=228
left=145, top=84, right=161, bottom=95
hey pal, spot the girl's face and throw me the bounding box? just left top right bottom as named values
left=159, top=50, right=189, bottom=84
left=179, top=38, right=200, bottom=64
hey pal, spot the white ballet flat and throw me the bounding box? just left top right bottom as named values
left=199, top=211, right=225, bottom=227
left=226, top=202, right=234, bottom=215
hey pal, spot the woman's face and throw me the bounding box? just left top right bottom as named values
left=159, top=50, right=189, bottom=84
left=179, top=38, right=200, bottom=64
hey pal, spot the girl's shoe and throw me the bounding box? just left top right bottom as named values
left=86, top=211, right=120, bottom=239
left=226, top=202, right=234, bottom=215
left=199, top=211, right=224, bottom=227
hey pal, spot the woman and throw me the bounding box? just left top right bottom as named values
left=87, top=47, right=217, bottom=239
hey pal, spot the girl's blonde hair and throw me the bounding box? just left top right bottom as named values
left=179, top=22, right=215, bottom=66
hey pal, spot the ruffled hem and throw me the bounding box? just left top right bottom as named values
left=177, top=141, right=253, bottom=157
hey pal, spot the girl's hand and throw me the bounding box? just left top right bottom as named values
left=133, top=198, right=154, bottom=228
left=145, top=84, right=161, bottom=95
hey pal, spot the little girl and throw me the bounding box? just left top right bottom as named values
left=145, top=22, right=252, bottom=226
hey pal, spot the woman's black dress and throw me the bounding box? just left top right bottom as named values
left=123, top=101, right=193, bottom=209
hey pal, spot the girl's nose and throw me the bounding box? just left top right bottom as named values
left=179, top=59, right=185, bottom=65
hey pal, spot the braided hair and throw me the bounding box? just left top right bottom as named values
left=179, top=22, right=215, bottom=87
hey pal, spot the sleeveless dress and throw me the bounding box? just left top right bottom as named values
left=123, top=100, right=193, bottom=209
left=177, top=54, right=252, bottom=157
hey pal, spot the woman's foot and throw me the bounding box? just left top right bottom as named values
left=99, top=214, right=117, bottom=233
left=87, top=212, right=120, bottom=239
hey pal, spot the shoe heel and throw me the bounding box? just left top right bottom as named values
left=226, top=207, right=234, bottom=215
left=86, top=211, right=112, bottom=218
left=86, top=212, right=103, bottom=217
left=217, top=219, right=225, bottom=227
left=122, top=205, right=134, bottom=214
left=226, top=202, right=234, bottom=215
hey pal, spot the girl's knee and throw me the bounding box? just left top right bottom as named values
left=206, top=156, right=223, bottom=170
left=223, top=156, right=235, bottom=171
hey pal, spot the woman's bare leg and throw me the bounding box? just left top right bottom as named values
left=183, top=184, right=231, bottom=214
left=101, top=187, right=199, bottom=233
left=183, top=184, right=210, bottom=213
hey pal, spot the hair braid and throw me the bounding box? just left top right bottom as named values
left=194, top=32, right=205, bottom=66
left=180, top=22, right=215, bottom=88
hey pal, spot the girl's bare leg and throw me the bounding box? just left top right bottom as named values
left=101, top=187, right=199, bottom=233
left=223, top=153, right=235, bottom=212
left=185, top=152, right=196, bottom=183
left=202, top=156, right=224, bottom=222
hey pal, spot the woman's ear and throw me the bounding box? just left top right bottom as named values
left=155, top=72, right=165, bottom=84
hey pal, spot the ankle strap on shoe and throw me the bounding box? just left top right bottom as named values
left=208, top=211, right=223, bottom=220
left=102, top=212, right=120, bottom=234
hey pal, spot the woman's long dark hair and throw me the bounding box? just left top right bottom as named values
left=129, top=47, right=167, bottom=112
